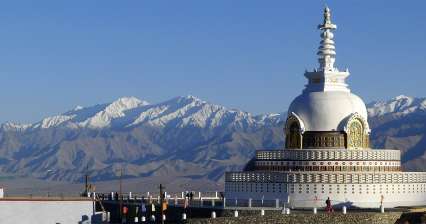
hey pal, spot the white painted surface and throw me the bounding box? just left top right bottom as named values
left=225, top=181, right=426, bottom=208
left=0, top=200, right=93, bottom=224
left=288, top=91, right=368, bottom=132
left=225, top=6, right=426, bottom=211
left=286, top=6, right=368, bottom=132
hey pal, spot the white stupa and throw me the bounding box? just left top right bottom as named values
left=224, top=7, right=426, bottom=208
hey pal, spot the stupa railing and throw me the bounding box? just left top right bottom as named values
left=256, top=149, right=400, bottom=161
left=225, top=171, right=426, bottom=184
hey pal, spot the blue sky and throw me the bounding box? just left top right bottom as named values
left=0, top=1, right=424, bottom=123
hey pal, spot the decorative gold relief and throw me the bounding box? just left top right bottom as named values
left=344, top=113, right=371, bottom=149
left=348, top=119, right=363, bottom=149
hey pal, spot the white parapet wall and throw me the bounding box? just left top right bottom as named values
left=0, top=199, right=94, bottom=224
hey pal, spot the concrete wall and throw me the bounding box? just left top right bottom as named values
left=0, top=200, right=94, bottom=224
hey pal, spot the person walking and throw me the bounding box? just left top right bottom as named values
left=325, top=197, right=334, bottom=213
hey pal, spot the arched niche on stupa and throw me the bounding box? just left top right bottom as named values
left=343, top=113, right=370, bottom=149
left=284, top=113, right=305, bottom=149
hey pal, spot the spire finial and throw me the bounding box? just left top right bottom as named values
left=319, top=6, right=336, bottom=30
left=317, top=6, right=337, bottom=71
left=303, top=7, right=351, bottom=93
left=324, top=6, right=331, bottom=25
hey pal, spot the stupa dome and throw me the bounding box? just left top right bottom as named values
left=283, top=6, right=371, bottom=150
left=225, top=6, right=426, bottom=211
left=288, top=91, right=368, bottom=132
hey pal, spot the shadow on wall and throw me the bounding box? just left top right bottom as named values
left=78, top=214, right=105, bottom=224
left=243, top=158, right=256, bottom=171
left=78, top=215, right=89, bottom=224
left=333, top=201, right=355, bottom=209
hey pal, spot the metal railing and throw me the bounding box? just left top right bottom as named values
left=95, top=191, right=222, bottom=202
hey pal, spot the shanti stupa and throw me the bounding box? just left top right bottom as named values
left=224, top=7, right=426, bottom=208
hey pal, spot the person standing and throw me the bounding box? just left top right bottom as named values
left=140, top=197, right=147, bottom=220
left=122, top=206, right=128, bottom=223
left=189, top=192, right=194, bottom=201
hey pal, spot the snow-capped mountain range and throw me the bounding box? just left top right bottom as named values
left=367, top=95, right=426, bottom=117
left=0, top=95, right=424, bottom=183
left=2, top=95, right=284, bottom=131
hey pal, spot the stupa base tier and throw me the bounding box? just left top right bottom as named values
left=226, top=171, right=426, bottom=184
left=225, top=183, right=426, bottom=208
left=225, top=171, right=426, bottom=208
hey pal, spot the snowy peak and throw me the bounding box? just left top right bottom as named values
left=393, top=95, right=413, bottom=101
left=108, top=97, right=149, bottom=110
left=82, top=97, right=149, bottom=128
left=130, top=95, right=268, bottom=129
left=73, top=105, right=84, bottom=111
left=36, top=115, right=75, bottom=129
left=367, top=95, right=426, bottom=117
left=1, top=122, right=31, bottom=131
left=174, top=95, right=204, bottom=103
left=164, top=95, right=207, bottom=109
left=29, top=96, right=150, bottom=129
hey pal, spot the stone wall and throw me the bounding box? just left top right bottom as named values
left=101, top=200, right=426, bottom=224
left=190, top=212, right=404, bottom=224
